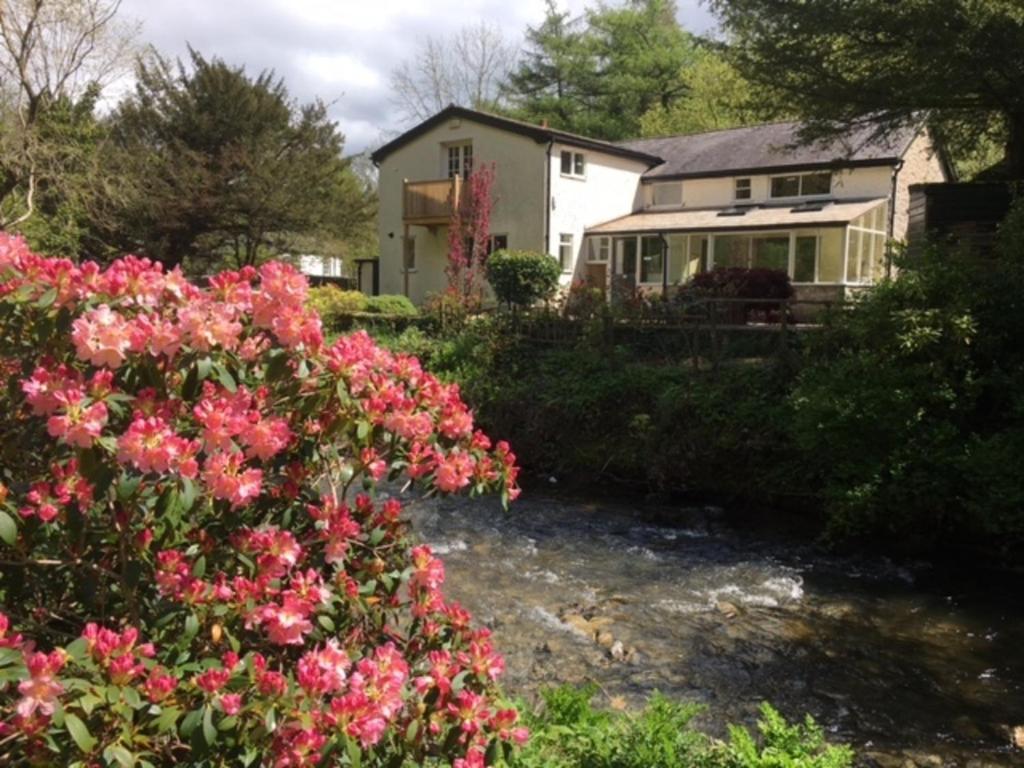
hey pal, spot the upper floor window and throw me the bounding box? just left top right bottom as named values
left=770, top=171, right=831, bottom=199
left=446, top=142, right=473, bottom=179
left=734, top=178, right=752, bottom=200
left=650, top=182, right=683, bottom=208
left=560, top=150, right=585, bottom=179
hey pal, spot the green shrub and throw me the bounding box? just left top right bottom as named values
left=365, top=293, right=419, bottom=316
left=509, top=686, right=853, bottom=768
left=307, top=284, right=367, bottom=326
left=485, top=249, right=561, bottom=308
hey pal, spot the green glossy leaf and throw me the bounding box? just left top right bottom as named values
left=180, top=706, right=203, bottom=737
left=317, top=614, right=335, bottom=633
left=184, top=613, right=199, bottom=640
left=154, top=706, right=181, bottom=733
left=103, top=743, right=135, bottom=768
left=0, top=509, right=17, bottom=545
left=202, top=705, right=218, bottom=746
left=65, top=712, right=97, bottom=753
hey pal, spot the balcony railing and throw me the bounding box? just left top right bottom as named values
left=403, top=176, right=462, bottom=225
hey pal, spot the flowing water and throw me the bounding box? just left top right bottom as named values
left=403, top=492, right=1024, bottom=767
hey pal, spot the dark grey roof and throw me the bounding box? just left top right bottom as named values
left=370, top=105, right=663, bottom=166
left=619, top=121, right=920, bottom=180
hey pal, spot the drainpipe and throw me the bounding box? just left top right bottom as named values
left=544, top=140, right=553, bottom=254
left=887, top=159, right=904, bottom=278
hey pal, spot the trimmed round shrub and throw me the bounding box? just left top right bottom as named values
left=484, top=250, right=561, bottom=309
left=0, top=234, right=522, bottom=767
left=307, top=285, right=368, bottom=327
left=364, top=294, right=418, bottom=317
left=688, top=267, right=793, bottom=299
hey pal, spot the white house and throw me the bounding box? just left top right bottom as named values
left=370, top=106, right=950, bottom=305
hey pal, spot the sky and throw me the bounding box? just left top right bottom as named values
left=117, top=0, right=717, bottom=156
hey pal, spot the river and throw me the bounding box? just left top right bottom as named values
left=403, top=492, right=1024, bottom=767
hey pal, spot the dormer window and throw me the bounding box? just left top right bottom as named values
left=734, top=178, right=752, bottom=200
left=560, top=150, right=586, bottom=179
left=770, top=171, right=831, bottom=199
left=650, top=182, right=683, bottom=208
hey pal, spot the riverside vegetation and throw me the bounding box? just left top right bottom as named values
left=348, top=200, right=1024, bottom=566
left=0, top=233, right=854, bottom=766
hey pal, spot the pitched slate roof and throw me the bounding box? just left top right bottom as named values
left=370, top=105, right=663, bottom=166
left=586, top=197, right=889, bottom=235
left=619, top=121, right=920, bottom=180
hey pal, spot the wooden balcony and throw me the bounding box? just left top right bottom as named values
left=403, top=176, right=462, bottom=226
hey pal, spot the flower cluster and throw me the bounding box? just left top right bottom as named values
left=0, top=234, right=521, bottom=767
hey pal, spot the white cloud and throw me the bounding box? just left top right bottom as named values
left=116, top=0, right=717, bottom=154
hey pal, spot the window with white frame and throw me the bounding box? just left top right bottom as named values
left=560, top=150, right=586, bottom=179
left=650, top=182, right=683, bottom=208
left=734, top=178, right=752, bottom=200
left=558, top=233, right=574, bottom=271
left=446, top=142, right=473, bottom=178
left=587, top=236, right=611, bottom=262
left=639, top=236, right=665, bottom=283
left=769, top=171, right=831, bottom=199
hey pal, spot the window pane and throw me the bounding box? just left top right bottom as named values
left=463, top=145, right=473, bottom=176
left=735, top=178, right=751, bottom=200
left=752, top=236, right=790, bottom=272
left=667, top=236, right=686, bottom=283
left=614, top=238, right=637, bottom=277
left=714, top=235, right=750, bottom=268
left=448, top=146, right=461, bottom=178
left=871, top=233, right=887, bottom=281
left=846, top=230, right=861, bottom=282
left=574, top=153, right=585, bottom=176
left=771, top=175, right=800, bottom=198
left=489, top=234, right=508, bottom=254
left=794, top=236, right=816, bottom=282
left=859, top=230, right=873, bottom=283
left=588, top=237, right=610, bottom=262
left=403, top=237, right=416, bottom=271
left=801, top=172, right=831, bottom=196
left=640, top=236, right=664, bottom=283
left=561, top=151, right=572, bottom=175
left=818, top=230, right=843, bottom=282
left=687, top=235, right=708, bottom=278
left=652, top=182, right=682, bottom=207
left=559, top=234, right=573, bottom=271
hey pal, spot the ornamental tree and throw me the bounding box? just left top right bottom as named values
left=0, top=233, right=523, bottom=767
left=446, top=164, right=496, bottom=308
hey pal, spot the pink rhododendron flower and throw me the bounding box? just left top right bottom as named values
left=117, top=416, right=199, bottom=477
left=16, top=651, right=66, bottom=720
left=71, top=304, right=133, bottom=368
left=202, top=451, right=262, bottom=507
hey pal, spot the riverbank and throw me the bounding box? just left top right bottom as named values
left=404, top=491, right=1024, bottom=767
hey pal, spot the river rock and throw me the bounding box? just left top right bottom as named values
left=562, top=613, right=598, bottom=637
left=1012, top=725, right=1024, bottom=749
left=596, top=630, right=615, bottom=649
left=610, top=640, right=627, bottom=661
left=904, top=751, right=942, bottom=767
left=716, top=601, right=740, bottom=619
left=864, top=751, right=906, bottom=768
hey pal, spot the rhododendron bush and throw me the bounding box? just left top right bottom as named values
left=0, top=233, right=523, bottom=767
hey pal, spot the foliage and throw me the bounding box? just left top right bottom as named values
left=503, top=0, right=700, bottom=140
left=708, top=0, right=1024, bottom=178
left=0, top=233, right=523, bottom=767
left=107, top=49, right=376, bottom=272
left=447, top=165, right=496, bottom=306
left=689, top=268, right=793, bottom=300
left=306, top=286, right=369, bottom=328
left=788, top=199, right=1024, bottom=552
left=638, top=51, right=770, bottom=138
left=509, top=686, right=853, bottom=768
left=484, top=250, right=561, bottom=309
left=0, top=0, right=138, bottom=231
left=364, top=295, right=419, bottom=317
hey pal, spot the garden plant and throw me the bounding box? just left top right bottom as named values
left=0, top=233, right=522, bottom=767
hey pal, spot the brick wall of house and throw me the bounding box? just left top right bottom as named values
left=893, top=130, right=949, bottom=241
